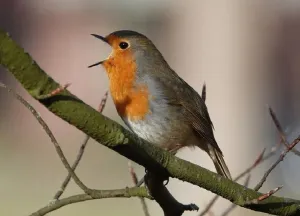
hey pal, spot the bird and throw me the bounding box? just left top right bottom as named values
left=89, top=30, right=232, bottom=180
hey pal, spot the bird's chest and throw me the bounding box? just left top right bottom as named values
left=110, top=80, right=150, bottom=121
left=108, top=67, right=190, bottom=146
left=121, top=95, right=191, bottom=147
left=106, top=59, right=151, bottom=121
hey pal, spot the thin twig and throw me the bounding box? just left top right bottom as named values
left=30, top=187, right=150, bottom=216
left=199, top=107, right=296, bottom=215
left=52, top=91, right=108, bottom=200
left=36, top=83, right=71, bottom=100
left=201, top=83, right=206, bottom=102
left=220, top=175, right=251, bottom=216
left=254, top=136, right=300, bottom=191
left=199, top=196, right=219, bottom=216
left=0, top=82, right=91, bottom=194
left=97, top=91, right=109, bottom=113
left=234, top=148, right=265, bottom=181
left=52, top=136, right=90, bottom=200
left=269, top=106, right=300, bottom=156
left=128, top=162, right=150, bottom=216
left=245, top=185, right=282, bottom=205
left=198, top=146, right=278, bottom=216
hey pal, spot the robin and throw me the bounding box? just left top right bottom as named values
left=89, top=30, right=232, bottom=180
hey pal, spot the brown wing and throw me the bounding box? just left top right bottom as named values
left=180, top=97, right=223, bottom=154
left=156, top=69, right=223, bottom=154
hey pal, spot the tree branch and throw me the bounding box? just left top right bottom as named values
left=0, top=82, right=91, bottom=195
left=269, top=106, right=300, bottom=156
left=220, top=175, right=251, bottom=216
left=254, top=136, right=300, bottom=191
left=129, top=162, right=151, bottom=216
left=198, top=145, right=278, bottom=216
left=53, top=91, right=108, bottom=200
left=1, top=29, right=300, bottom=216
left=30, top=188, right=150, bottom=216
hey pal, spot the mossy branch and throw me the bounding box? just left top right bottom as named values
left=1, top=29, right=300, bottom=216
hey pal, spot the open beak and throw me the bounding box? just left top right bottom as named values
left=88, top=61, right=104, bottom=68
left=88, top=34, right=110, bottom=68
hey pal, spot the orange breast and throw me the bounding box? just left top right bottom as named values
left=103, top=49, right=150, bottom=121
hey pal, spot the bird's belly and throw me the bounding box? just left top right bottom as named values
left=123, top=104, right=191, bottom=149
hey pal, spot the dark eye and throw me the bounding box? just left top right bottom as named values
left=119, top=42, right=129, bottom=49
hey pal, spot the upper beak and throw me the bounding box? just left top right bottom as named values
left=88, top=34, right=110, bottom=68
left=91, top=34, right=109, bottom=44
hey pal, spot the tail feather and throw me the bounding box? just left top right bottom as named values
left=208, top=144, right=232, bottom=179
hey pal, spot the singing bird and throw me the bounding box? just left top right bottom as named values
left=89, top=30, right=231, bottom=179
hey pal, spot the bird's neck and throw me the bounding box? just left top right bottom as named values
left=103, top=58, right=150, bottom=121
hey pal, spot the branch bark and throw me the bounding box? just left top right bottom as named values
left=1, top=29, right=300, bottom=216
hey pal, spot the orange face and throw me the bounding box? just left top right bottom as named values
left=101, top=35, right=150, bottom=121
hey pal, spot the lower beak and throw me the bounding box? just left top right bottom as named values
left=88, top=61, right=104, bottom=68
left=88, top=34, right=110, bottom=68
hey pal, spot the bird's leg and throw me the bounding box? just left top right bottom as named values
left=137, top=144, right=182, bottom=187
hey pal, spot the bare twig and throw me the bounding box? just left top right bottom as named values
left=245, top=185, right=282, bottom=205
left=129, top=162, right=139, bottom=185
left=36, top=83, right=71, bottom=100
left=198, top=146, right=278, bottom=216
left=220, top=175, right=251, bottom=216
left=0, top=82, right=91, bottom=194
left=201, top=83, right=206, bottom=102
left=269, top=106, right=300, bottom=156
left=254, top=136, right=300, bottom=191
left=199, top=108, right=298, bottom=215
left=128, top=162, right=150, bottom=216
left=269, top=107, right=288, bottom=145
left=97, top=91, right=108, bottom=113
left=0, top=83, right=150, bottom=216
left=234, top=148, right=265, bottom=181
left=52, top=91, right=108, bottom=200
left=30, top=187, right=150, bottom=216
left=199, top=196, right=219, bottom=216
left=52, top=136, right=90, bottom=200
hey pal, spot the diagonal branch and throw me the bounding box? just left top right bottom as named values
left=198, top=146, right=278, bottom=216
left=1, top=29, right=300, bottom=216
left=246, top=185, right=282, bottom=205
left=220, top=175, right=251, bottom=216
left=0, top=82, right=151, bottom=216
left=0, top=82, right=91, bottom=195
left=129, top=162, right=151, bottom=216
left=269, top=106, right=300, bottom=156
left=0, top=82, right=195, bottom=216
left=254, top=136, right=300, bottom=191
left=52, top=135, right=90, bottom=200
left=52, top=91, right=108, bottom=200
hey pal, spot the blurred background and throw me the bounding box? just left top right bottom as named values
left=1, top=0, right=300, bottom=215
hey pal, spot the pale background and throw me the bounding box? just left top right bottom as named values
left=1, top=0, right=300, bottom=216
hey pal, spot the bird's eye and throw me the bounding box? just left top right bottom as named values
left=119, top=42, right=129, bottom=50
